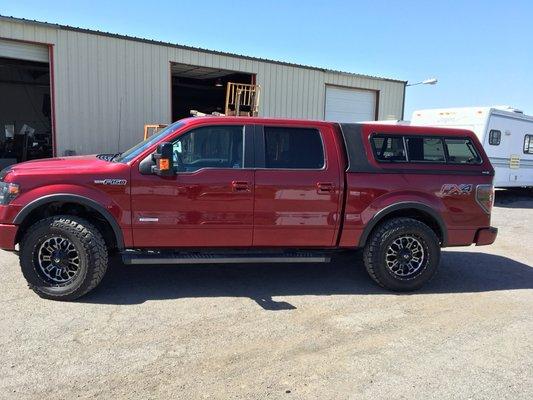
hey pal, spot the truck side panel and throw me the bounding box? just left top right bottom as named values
left=338, top=172, right=491, bottom=248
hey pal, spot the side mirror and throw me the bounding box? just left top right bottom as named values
left=151, top=142, right=175, bottom=176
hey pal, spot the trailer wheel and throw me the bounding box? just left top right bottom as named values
left=363, top=217, right=440, bottom=291
left=20, top=216, right=108, bottom=301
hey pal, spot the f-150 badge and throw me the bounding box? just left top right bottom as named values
left=94, top=179, right=127, bottom=186
left=440, top=184, right=472, bottom=196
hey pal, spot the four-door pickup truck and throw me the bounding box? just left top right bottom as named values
left=0, top=117, right=497, bottom=300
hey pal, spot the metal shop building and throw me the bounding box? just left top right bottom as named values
left=0, top=15, right=406, bottom=165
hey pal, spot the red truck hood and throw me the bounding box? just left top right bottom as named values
left=8, top=155, right=108, bottom=173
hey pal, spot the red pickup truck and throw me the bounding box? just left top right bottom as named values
left=0, top=117, right=497, bottom=300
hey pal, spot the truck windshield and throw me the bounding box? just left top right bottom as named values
left=114, top=121, right=184, bottom=163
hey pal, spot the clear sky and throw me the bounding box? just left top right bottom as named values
left=2, top=0, right=532, bottom=119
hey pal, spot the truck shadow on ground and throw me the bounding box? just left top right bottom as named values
left=495, top=189, right=533, bottom=209
left=81, top=251, right=533, bottom=309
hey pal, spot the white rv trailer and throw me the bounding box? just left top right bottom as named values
left=411, top=106, right=533, bottom=188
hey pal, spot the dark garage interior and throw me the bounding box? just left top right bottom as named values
left=171, top=63, right=253, bottom=120
left=0, top=57, right=53, bottom=168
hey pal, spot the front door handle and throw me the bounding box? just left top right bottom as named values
left=317, top=182, right=334, bottom=193
left=231, top=180, right=250, bottom=192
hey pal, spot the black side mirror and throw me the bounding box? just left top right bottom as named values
left=151, top=142, right=175, bottom=176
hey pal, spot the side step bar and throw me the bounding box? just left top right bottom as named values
left=122, top=251, right=331, bottom=265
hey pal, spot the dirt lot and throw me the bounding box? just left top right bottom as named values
left=0, top=190, right=532, bottom=399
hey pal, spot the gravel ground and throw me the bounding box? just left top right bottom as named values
left=0, top=189, right=532, bottom=399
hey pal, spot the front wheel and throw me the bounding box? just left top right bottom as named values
left=20, top=216, right=108, bottom=301
left=363, top=217, right=441, bottom=291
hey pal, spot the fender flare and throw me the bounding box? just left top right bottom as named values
left=358, top=201, right=447, bottom=247
left=13, top=193, right=125, bottom=250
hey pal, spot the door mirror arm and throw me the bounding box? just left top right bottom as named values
left=138, top=153, right=154, bottom=175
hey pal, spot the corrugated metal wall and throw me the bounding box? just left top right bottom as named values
left=0, top=18, right=405, bottom=155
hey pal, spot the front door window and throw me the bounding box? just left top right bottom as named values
left=173, top=125, right=244, bottom=172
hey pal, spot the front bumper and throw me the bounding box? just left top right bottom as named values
left=474, top=226, right=498, bottom=246
left=0, top=223, right=18, bottom=251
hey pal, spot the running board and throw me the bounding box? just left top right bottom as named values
left=122, top=251, right=331, bottom=265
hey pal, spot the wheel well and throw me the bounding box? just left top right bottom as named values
left=362, top=208, right=445, bottom=247
left=15, top=201, right=118, bottom=251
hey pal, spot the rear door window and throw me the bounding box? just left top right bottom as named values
left=264, top=127, right=324, bottom=169
left=445, top=138, right=482, bottom=164
left=406, top=137, right=446, bottom=163
left=371, top=136, right=407, bottom=162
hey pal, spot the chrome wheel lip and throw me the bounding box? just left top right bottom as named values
left=385, top=234, right=426, bottom=278
left=37, top=236, right=81, bottom=284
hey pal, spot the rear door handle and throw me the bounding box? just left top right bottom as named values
left=317, top=182, right=334, bottom=193
left=231, top=180, right=250, bottom=192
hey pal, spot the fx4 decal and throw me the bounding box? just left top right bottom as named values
left=440, top=184, right=473, bottom=196
left=94, top=179, right=128, bottom=186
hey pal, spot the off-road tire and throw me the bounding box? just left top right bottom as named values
left=363, top=217, right=440, bottom=291
left=20, top=216, right=108, bottom=301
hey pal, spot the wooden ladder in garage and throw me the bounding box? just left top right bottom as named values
left=224, top=82, right=261, bottom=117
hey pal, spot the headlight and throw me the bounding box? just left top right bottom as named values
left=0, top=182, right=20, bottom=205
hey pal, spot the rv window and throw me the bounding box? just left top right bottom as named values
left=371, top=136, right=407, bottom=162
left=489, top=130, right=501, bottom=145
left=445, top=138, right=482, bottom=164
left=524, top=135, right=533, bottom=154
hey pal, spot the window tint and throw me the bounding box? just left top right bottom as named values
left=445, top=138, right=482, bottom=164
left=406, top=137, right=446, bottom=163
left=264, top=127, right=324, bottom=169
left=524, top=135, right=533, bottom=154
left=172, top=125, right=244, bottom=172
left=371, top=136, right=407, bottom=162
left=488, top=129, right=501, bottom=145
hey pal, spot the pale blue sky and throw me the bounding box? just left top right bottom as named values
left=2, top=0, right=532, bottom=118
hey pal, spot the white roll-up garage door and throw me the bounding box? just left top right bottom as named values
left=0, top=38, right=49, bottom=63
left=325, top=86, right=377, bottom=122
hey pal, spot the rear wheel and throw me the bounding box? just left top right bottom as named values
left=363, top=217, right=440, bottom=291
left=20, top=216, right=108, bottom=301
